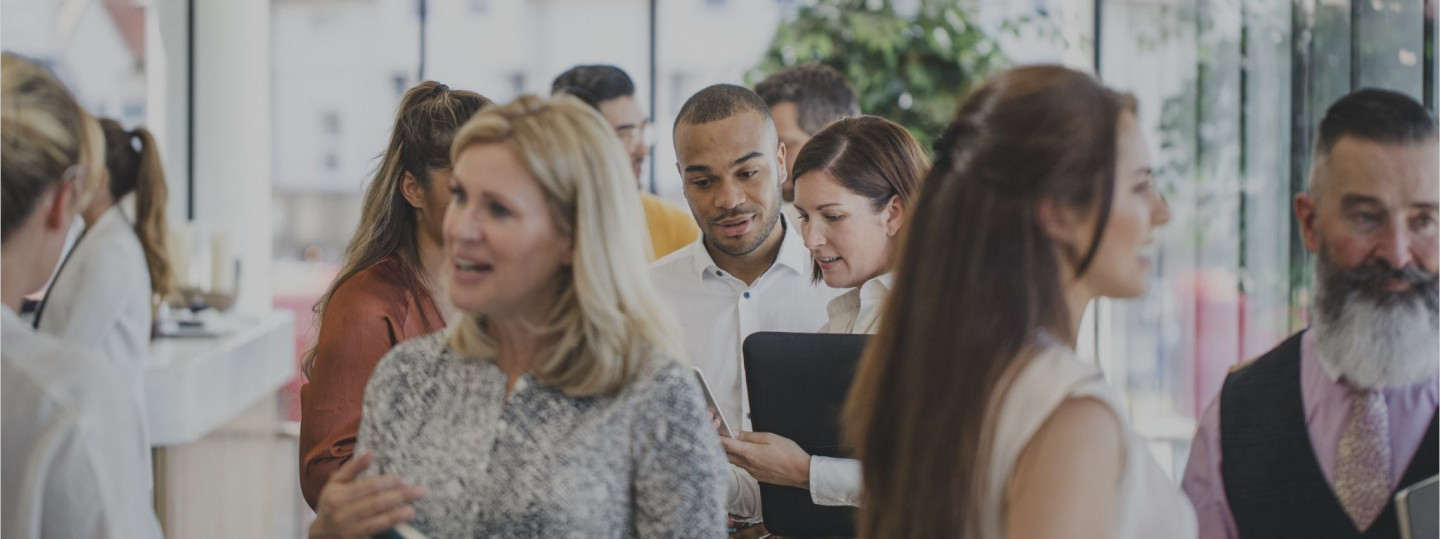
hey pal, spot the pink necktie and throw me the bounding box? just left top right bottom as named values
left=1333, top=389, right=1392, bottom=530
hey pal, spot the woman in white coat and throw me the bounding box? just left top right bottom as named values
left=1, top=53, right=162, bottom=538
left=34, top=118, right=175, bottom=393
left=720, top=115, right=928, bottom=508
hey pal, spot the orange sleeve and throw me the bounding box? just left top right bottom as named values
left=298, top=281, right=403, bottom=509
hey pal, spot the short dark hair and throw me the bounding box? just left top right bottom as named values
left=754, top=63, right=860, bottom=135
left=551, top=65, right=635, bottom=110
left=674, top=84, right=771, bottom=128
left=1316, top=88, right=1436, bottom=156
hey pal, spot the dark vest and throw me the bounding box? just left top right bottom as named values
left=1219, top=331, right=1439, bottom=539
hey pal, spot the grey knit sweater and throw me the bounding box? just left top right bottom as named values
left=357, top=331, right=728, bottom=538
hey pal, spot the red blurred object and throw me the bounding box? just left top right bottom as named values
left=272, top=262, right=339, bottom=422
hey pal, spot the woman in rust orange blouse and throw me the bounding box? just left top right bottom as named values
left=298, top=82, right=490, bottom=508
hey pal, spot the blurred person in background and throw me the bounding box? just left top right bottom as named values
left=753, top=62, right=860, bottom=222
left=721, top=115, right=926, bottom=508
left=552, top=64, right=698, bottom=259
left=309, top=95, right=727, bottom=538
left=299, top=81, right=492, bottom=508
left=1183, top=89, right=1438, bottom=539
left=844, top=65, right=1193, bottom=538
left=34, top=118, right=178, bottom=455
left=1, top=52, right=162, bottom=539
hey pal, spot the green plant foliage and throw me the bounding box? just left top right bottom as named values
left=748, top=0, right=1007, bottom=151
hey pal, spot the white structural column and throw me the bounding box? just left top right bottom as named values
left=146, top=1, right=299, bottom=538
left=190, top=0, right=273, bottom=314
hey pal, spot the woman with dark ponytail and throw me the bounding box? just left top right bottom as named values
left=105, top=120, right=176, bottom=302
left=299, top=81, right=492, bottom=509
left=35, top=117, right=176, bottom=411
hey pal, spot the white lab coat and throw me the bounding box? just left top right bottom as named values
left=2, top=306, right=163, bottom=538
left=35, top=202, right=153, bottom=411
left=35, top=201, right=156, bottom=486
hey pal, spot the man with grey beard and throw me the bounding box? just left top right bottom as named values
left=1182, top=89, right=1438, bottom=539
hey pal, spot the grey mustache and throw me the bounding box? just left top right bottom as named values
left=1329, top=260, right=1439, bottom=312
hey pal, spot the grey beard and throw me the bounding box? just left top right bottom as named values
left=1311, top=250, right=1439, bottom=389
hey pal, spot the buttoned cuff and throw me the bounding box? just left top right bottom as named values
left=809, top=456, right=862, bottom=507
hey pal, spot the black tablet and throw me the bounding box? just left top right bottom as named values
left=742, top=331, right=868, bottom=538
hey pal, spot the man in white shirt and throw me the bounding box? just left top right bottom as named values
left=650, top=83, right=841, bottom=522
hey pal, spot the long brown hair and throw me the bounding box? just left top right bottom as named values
left=790, top=115, right=928, bottom=282
left=302, top=81, right=491, bottom=376
left=99, top=118, right=177, bottom=302
left=842, top=65, right=1135, bottom=538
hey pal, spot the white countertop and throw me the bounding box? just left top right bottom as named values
left=146, top=310, right=295, bottom=446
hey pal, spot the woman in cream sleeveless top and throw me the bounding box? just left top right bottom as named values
left=844, top=66, right=1196, bottom=538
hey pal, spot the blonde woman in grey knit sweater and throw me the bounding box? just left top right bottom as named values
left=308, top=95, right=728, bottom=539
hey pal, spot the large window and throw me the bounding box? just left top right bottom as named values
left=269, top=0, right=1438, bottom=475
left=1097, top=0, right=1434, bottom=475
left=2, top=0, right=149, bottom=126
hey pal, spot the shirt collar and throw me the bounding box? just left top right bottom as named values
left=685, top=215, right=810, bottom=280
left=1302, top=330, right=1342, bottom=384
left=859, top=272, right=894, bottom=305
left=91, top=204, right=128, bottom=232
left=116, top=193, right=139, bottom=222
left=684, top=237, right=718, bottom=280
left=865, top=273, right=895, bottom=294
left=772, top=216, right=812, bottom=275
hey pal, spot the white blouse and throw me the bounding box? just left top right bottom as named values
left=2, top=307, right=161, bottom=539
left=819, top=273, right=892, bottom=335
left=807, top=273, right=893, bottom=507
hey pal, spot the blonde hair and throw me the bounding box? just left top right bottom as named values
left=302, top=81, right=491, bottom=377
left=446, top=94, right=683, bottom=396
left=1, top=53, right=89, bottom=243
left=77, top=112, right=106, bottom=209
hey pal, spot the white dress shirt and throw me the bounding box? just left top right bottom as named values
left=2, top=306, right=163, bottom=539
left=807, top=273, right=892, bottom=507
left=649, top=217, right=841, bottom=518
